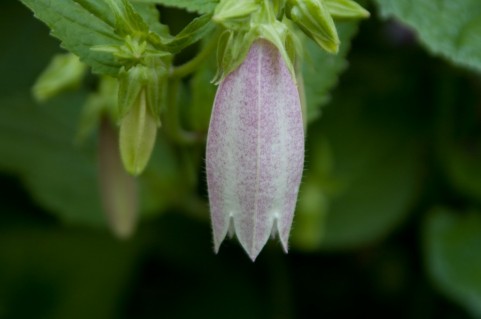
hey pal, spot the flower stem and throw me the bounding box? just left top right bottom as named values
left=170, top=34, right=219, bottom=79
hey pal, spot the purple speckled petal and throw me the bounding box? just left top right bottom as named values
left=206, top=39, right=305, bottom=261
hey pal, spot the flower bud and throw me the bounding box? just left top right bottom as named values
left=206, top=39, right=305, bottom=260
left=324, top=0, right=370, bottom=19
left=119, top=88, right=158, bottom=176
left=286, top=0, right=340, bottom=53
left=117, top=64, right=165, bottom=175
left=33, top=53, right=87, bottom=102
left=99, top=118, right=138, bottom=238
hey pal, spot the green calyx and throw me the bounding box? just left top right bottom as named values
left=212, top=0, right=369, bottom=82
left=212, top=0, right=298, bottom=83
left=89, top=0, right=176, bottom=176
left=118, top=60, right=168, bottom=123
left=213, top=0, right=259, bottom=28
left=96, top=35, right=170, bottom=176
left=117, top=59, right=168, bottom=175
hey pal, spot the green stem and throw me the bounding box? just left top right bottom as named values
left=170, top=34, right=219, bottom=79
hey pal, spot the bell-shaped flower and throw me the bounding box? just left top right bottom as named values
left=206, top=39, right=305, bottom=261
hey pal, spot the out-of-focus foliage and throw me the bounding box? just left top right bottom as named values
left=2, top=0, right=481, bottom=318
left=425, top=208, right=481, bottom=318
left=19, top=0, right=124, bottom=75
left=375, top=0, right=481, bottom=72
left=303, top=21, right=359, bottom=122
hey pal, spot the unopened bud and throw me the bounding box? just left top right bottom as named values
left=324, top=0, right=370, bottom=19
left=286, top=0, right=340, bottom=53
left=99, top=118, right=138, bottom=238
left=33, top=53, right=87, bottom=102
left=119, top=89, right=158, bottom=176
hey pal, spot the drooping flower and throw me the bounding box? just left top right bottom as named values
left=206, top=39, right=305, bottom=260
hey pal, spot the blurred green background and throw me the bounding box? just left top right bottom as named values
left=2, top=0, right=481, bottom=318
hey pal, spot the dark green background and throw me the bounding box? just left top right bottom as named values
left=1, top=0, right=480, bottom=318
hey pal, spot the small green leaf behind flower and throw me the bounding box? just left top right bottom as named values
left=374, top=0, right=481, bottom=73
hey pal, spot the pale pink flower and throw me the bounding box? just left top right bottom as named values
left=206, top=39, right=305, bottom=260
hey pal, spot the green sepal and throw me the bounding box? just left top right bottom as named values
left=257, top=21, right=297, bottom=80
left=162, top=14, right=215, bottom=53
left=324, top=0, right=370, bottom=19
left=213, top=0, right=259, bottom=28
left=32, top=53, right=88, bottom=102
left=212, top=30, right=233, bottom=83
left=117, top=65, right=145, bottom=120
left=119, top=90, right=158, bottom=176
left=272, top=0, right=288, bottom=18
left=286, top=0, right=340, bottom=53
left=92, top=36, right=170, bottom=68
left=143, top=62, right=168, bottom=125
left=212, top=30, right=254, bottom=84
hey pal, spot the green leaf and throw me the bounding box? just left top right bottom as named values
left=133, top=2, right=170, bottom=36
left=424, top=208, right=481, bottom=317
left=1, top=1, right=183, bottom=228
left=434, top=75, right=481, bottom=203
left=316, top=103, right=421, bottom=249
left=0, top=93, right=184, bottom=226
left=292, top=66, right=426, bottom=249
left=132, top=0, right=219, bottom=14
left=374, top=0, right=481, bottom=72
left=302, top=21, right=359, bottom=122
left=20, top=0, right=124, bottom=75
left=0, top=94, right=105, bottom=226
